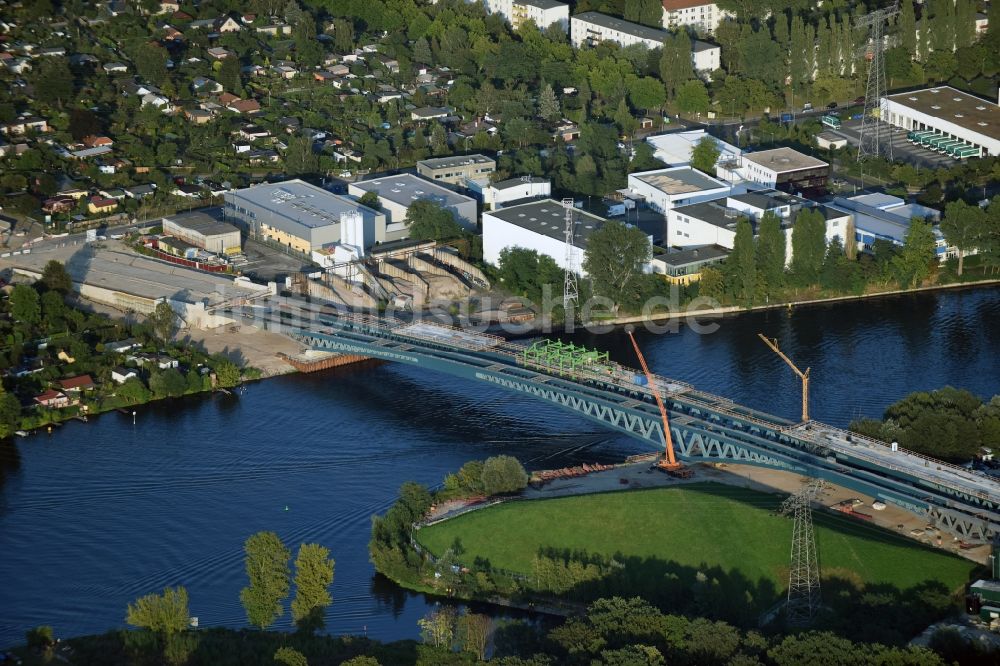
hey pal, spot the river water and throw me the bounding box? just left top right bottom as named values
left=1, top=286, right=999, bottom=647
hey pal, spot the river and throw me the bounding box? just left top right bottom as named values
left=1, top=285, right=999, bottom=647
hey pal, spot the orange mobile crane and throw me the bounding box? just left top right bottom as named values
left=626, top=328, right=687, bottom=475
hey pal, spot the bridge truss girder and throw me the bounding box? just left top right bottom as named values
left=294, top=328, right=997, bottom=543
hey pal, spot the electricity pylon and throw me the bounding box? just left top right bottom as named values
left=562, top=198, right=579, bottom=310
left=856, top=3, right=899, bottom=162
left=780, top=479, right=825, bottom=627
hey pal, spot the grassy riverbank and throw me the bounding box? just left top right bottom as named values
left=416, top=483, right=977, bottom=595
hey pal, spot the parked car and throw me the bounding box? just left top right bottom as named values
left=827, top=101, right=839, bottom=109
left=803, top=102, right=813, bottom=111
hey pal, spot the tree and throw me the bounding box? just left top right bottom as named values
left=118, top=377, right=151, bottom=404
left=240, top=531, right=291, bottom=630
left=790, top=209, right=827, bottom=285
left=0, top=388, right=21, bottom=438
left=33, top=57, right=73, bottom=108
left=418, top=607, right=456, bottom=647
left=723, top=219, right=757, bottom=306
left=285, top=136, right=319, bottom=176
left=405, top=199, right=464, bottom=241
left=892, top=218, right=937, bottom=287
left=457, top=611, right=491, bottom=660
left=41, top=260, right=72, bottom=293
left=675, top=79, right=710, bottom=115
left=481, top=455, right=528, bottom=496
left=358, top=191, right=381, bottom=210
left=537, top=83, right=560, bottom=121
left=755, top=211, right=786, bottom=297
left=25, top=626, right=54, bottom=655
left=898, top=0, right=918, bottom=58
left=11, top=284, right=40, bottom=328
left=291, top=543, right=335, bottom=633
left=659, top=33, right=694, bottom=98
left=126, top=586, right=190, bottom=635
left=219, top=56, right=243, bottom=95
left=582, top=221, right=652, bottom=313
left=690, top=136, right=720, bottom=175
left=627, top=77, right=666, bottom=112
left=134, top=43, right=168, bottom=85
left=274, top=647, right=309, bottom=666
left=210, top=354, right=242, bottom=388
left=150, top=369, right=187, bottom=398
left=940, top=201, right=984, bottom=276
left=148, top=302, right=177, bottom=342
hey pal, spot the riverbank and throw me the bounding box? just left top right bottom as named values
left=590, top=277, right=1000, bottom=327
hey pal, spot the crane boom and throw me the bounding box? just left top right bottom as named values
left=627, top=330, right=681, bottom=470
left=757, top=334, right=811, bottom=423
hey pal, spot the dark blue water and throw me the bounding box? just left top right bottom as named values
left=1, top=286, right=999, bottom=647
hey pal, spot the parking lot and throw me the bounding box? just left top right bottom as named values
left=831, top=119, right=958, bottom=168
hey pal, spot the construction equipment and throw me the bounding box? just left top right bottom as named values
left=758, top=334, right=810, bottom=423
left=626, top=328, right=684, bottom=473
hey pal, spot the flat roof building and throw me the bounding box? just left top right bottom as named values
left=468, top=175, right=552, bottom=209
left=163, top=211, right=242, bottom=255
left=645, top=129, right=739, bottom=167
left=650, top=244, right=729, bottom=284
left=482, top=198, right=617, bottom=277
left=883, top=86, right=999, bottom=157
left=224, top=179, right=385, bottom=254
left=627, top=166, right=731, bottom=215
left=348, top=173, right=478, bottom=240
left=416, top=154, right=496, bottom=186
left=717, top=147, right=829, bottom=192
left=829, top=193, right=954, bottom=261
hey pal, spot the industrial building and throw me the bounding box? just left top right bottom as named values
left=883, top=86, right=999, bottom=158
left=416, top=154, right=496, bottom=186
left=645, top=129, right=739, bottom=167
left=650, top=244, right=729, bottom=285
left=668, top=191, right=852, bottom=263
left=348, top=173, right=478, bottom=238
left=716, top=147, right=830, bottom=192
left=162, top=212, right=242, bottom=255
left=483, top=0, right=569, bottom=31
left=829, top=193, right=954, bottom=261
left=224, top=179, right=385, bottom=253
left=482, top=199, right=615, bottom=277
left=626, top=166, right=731, bottom=215
left=468, top=175, right=551, bottom=210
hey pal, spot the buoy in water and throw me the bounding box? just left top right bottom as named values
left=284, top=505, right=289, bottom=511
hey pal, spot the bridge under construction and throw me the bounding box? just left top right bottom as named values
left=284, top=310, right=1000, bottom=543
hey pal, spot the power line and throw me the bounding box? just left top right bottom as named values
left=562, top=198, right=579, bottom=311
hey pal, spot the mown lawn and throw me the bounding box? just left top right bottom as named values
left=417, top=483, right=977, bottom=593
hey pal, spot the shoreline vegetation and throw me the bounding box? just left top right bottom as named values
left=0, top=260, right=258, bottom=439
left=369, top=457, right=985, bottom=647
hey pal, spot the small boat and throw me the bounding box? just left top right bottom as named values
left=14, top=430, right=29, bottom=437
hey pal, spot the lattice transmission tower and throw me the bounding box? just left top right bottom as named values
left=780, top=479, right=826, bottom=627
left=562, top=198, right=579, bottom=310
left=856, top=3, right=899, bottom=162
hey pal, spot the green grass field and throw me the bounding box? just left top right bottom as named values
left=417, top=483, right=977, bottom=594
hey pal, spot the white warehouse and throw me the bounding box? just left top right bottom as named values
left=882, top=86, right=999, bottom=158
left=348, top=173, right=478, bottom=241
left=627, top=166, right=731, bottom=215
left=482, top=199, right=610, bottom=277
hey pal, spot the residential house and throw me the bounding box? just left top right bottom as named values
left=218, top=92, right=240, bottom=106
left=42, top=196, right=76, bottom=214
left=206, top=47, right=234, bottom=60
left=326, top=64, right=349, bottom=77
left=125, top=183, right=157, bottom=199
left=88, top=196, right=118, bottom=214
left=246, top=149, right=280, bottom=165
left=191, top=76, right=222, bottom=94
left=242, top=64, right=266, bottom=77
left=38, top=46, right=67, bottom=57
left=163, top=25, right=184, bottom=42
left=256, top=23, right=292, bottom=36
left=172, top=183, right=202, bottom=198
left=105, top=338, right=142, bottom=353
left=141, top=93, right=172, bottom=111
left=227, top=99, right=261, bottom=114
left=34, top=389, right=71, bottom=408
left=98, top=188, right=127, bottom=201
left=82, top=135, right=114, bottom=148
left=237, top=124, right=270, bottom=141
left=184, top=108, right=213, bottom=124
left=158, top=1, right=180, bottom=13
left=111, top=367, right=139, bottom=384
left=103, top=61, right=128, bottom=74
left=410, top=106, right=451, bottom=121
left=71, top=145, right=113, bottom=159
left=59, top=375, right=96, bottom=393
left=130, top=353, right=179, bottom=369
left=2, top=116, right=48, bottom=135
left=215, top=16, right=242, bottom=33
